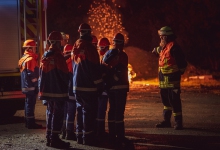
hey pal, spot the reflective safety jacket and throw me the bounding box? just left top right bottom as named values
left=156, top=41, right=187, bottom=88
left=102, top=49, right=129, bottom=92
left=38, top=47, right=69, bottom=101
left=71, top=35, right=103, bottom=93
left=18, top=50, right=39, bottom=94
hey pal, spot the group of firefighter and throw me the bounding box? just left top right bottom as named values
left=18, top=23, right=187, bottom=149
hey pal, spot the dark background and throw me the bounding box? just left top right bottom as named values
left=47, top=0, right=220, bottom=75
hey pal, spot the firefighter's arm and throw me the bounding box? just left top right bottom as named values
left=171, top=45, right=188, bottom=75
left=26, top=58, right=38, bottom=83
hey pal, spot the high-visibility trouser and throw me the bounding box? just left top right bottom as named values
left=108, top=90, right=127, bottom=140
left=160, top=88, right=182, bottom=122
left=75, top=92, right=98, bottom=141
left=97, top=94, right=108, bottom=135
left=46, top=100, right=65, bottom=140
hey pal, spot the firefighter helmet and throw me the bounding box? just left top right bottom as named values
left=63, top=44, right=73, bottom=53
left=98, top=38, right=110, bottom=47
left=23, top=39, right=36, bottom=47
left=113, top=33, right=124, bottom=44
left=92, top=35, right=98, bottom=44
left=48, top=31, right=62, bottom=41
left=158, top=26, right=174, bottom=36
left=78, top=23, right=91, bottom=32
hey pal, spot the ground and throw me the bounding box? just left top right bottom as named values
left=0, top=79, right=220, bottom=150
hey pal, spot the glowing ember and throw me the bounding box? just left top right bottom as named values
left=128, top=64, right=136, bottom=84
left=87, top=0, right=129, bottom=44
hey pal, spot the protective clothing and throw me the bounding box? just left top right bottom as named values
left=48, top=31, right=63, bottom=41
left=155, top=30, right=187, bottom=130
left=38, top=47, right=69, bottom=101
left=102, top=34, right=129, bottom=143
left=18, top=48, right=41, bottom=129
left=23, top=39, right=36, bottom=47
left=61, top=32, right=70, bottom=40
left=72, top=32, right=103, bottom=144
left=158, top=26, right=174, bottom=36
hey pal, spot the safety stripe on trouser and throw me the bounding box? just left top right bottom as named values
left=22, top=87, right=35, bottom=92
left=110, top=85, right=129, bottom=90
left=51, top=130, right=61, bottom=134
left=96, top=118, right=105, bottom=121
left=67, top=121, right=74, bottom=124
left=84, top=131, right=93, bottom=135
left=75, top=132, right=83, bottom=135
left=164, top=106, right=172, bottom=110
left=26, top=116, right=35, bottom=119
left=73, top=86, right=97, bottom=91
left=69, top=95, right=75, bottom=100
left=159, top=65, right=179, bottom=74
left=173, top=112, right=182, bottom=116
left=40, top=92, right=68, bottom=97
left=115, top=120, right=124, bottom=123
left=47, top=129, right=51, bottom=132
left=108, top=120, right=115, bottom=123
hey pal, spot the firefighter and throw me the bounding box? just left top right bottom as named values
left=96, top=37, right=110, bottom=139
left=71, top=23, right=103, bottom=145
left=38, top=31, right=70, bottom=148
left=102, top=33, right=129, bottom=147
left=153, top=26, right=187, bottom=130
left=62, top=44, right=77, bottom=140
left=18, top=39, right=42, bottom=129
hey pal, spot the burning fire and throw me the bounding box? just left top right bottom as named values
left=128, top=64, right=136, bottom=83
left=87, top=0, right=128, bottom=44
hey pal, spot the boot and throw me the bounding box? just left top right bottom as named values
left=50, top=138, right=70, bottom=148
left=155, top=120, right=171, bottom=128
left=65, top=130, right=77, bottom=141
left=174, top=115, right=183, bottom=130
left=26, top=119, right=42, bottom=129
left=108, top=122, right=116, bottom=144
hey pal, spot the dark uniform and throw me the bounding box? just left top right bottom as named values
left=38, top=36, right=70, bottom=148
left=102, top=47, right=129, bottom=144
left=18, top=48, right=41, bottom=129
left=72, top=34, right=103, bottom=145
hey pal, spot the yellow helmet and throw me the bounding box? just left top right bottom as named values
left=158, top=26, right=174, bottom=36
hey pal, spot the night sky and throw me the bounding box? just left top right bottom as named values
left=47, top=0, right=220, bottom=73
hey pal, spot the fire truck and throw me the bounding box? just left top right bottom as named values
left=0, top=0, right=47, bottom=118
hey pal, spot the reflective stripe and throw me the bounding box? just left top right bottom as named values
left=73, top=86, right=97, bottom=92
left=115, top=120, right=124, bottom=123
left=159, top=65, right=179, bottom=74
left=66, top=121, right=74, bottom=124
left=52, top=130, right=61, bottom=134
left=102, top=91, right=107, bottom=95
left=113, top=74, right=119, bottom=81
left=47, top=129, right=51, bottom=132
left=108, top=120, right=115, bottom=123
left=22, top=87, right=35, bottom=92
left=111, top=85, right=129, bottom=90
left=173, top=112, right=182, bottom=116
left=159, top=76, right=180, bottom=88
left=64, top=53, right=71, bottom=57
left=69, top=95, right=75, bottom=100
left=94, top=78, right=103, bottom=84
left=84, top=131, right=93, bottom=135
left=0, top=72, right=20, bottom=77
left=31, top=78, right=37, bottom=82
left=164, top=106, right=172, bottom=110
left=40, top=92, right=68, bottom=97
left=26, top=116, right=34, bottom=119
left=75, top=132, right=83, bottom=135
left=96, top=118, right=105, bottom=121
